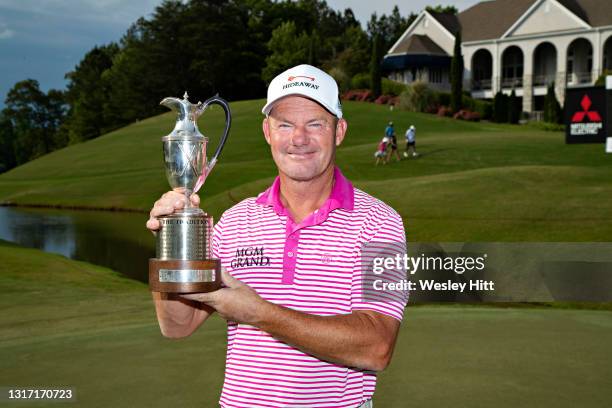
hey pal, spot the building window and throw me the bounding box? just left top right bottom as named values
left=429, top=67, right=442, bottom=83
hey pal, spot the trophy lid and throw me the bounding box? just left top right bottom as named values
left=160, top=92, right=207, bottom=141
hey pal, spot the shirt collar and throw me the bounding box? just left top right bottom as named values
left=255, top=166, right=354, bottom=216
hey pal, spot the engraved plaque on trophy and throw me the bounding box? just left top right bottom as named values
left=149, top=92, right=231, bottom=293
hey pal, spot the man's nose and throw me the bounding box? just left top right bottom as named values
left=290, top=125, right=309, bottom=146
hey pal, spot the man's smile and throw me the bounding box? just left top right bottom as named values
left=287, top=150, right=317, bottom=159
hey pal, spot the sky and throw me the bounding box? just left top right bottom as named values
left=0, top=0, right=480, bottom=106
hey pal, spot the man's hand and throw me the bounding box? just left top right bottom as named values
left=181, top=269, right=269, bottom=325
left=181, top=268, right=400, bottom=371
left=146, top=190, right=200, bottom=232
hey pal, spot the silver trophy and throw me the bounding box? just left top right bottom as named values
left=149, top=92, right=231, bottom=293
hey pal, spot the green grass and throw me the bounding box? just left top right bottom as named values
left=2, top=99, right=611, bottom=240
left=1, top=240, right=611, bottom=407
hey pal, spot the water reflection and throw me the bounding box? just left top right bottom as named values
left=0, top=206, right=155, bottom=283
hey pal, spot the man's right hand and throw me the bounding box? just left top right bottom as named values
left=146, top=190, right=200, bottom=233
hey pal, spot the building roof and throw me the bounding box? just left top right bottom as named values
left=458, top=0, right=612, bottom=42
left=391, top=34, right=448, bottom=56
left=428, top=11, right=461, bottom=35
left=457, top=0, right=535, bottom=42
left=558, top=0, right=612, bottom=27
left=387, top=0, right=612, bottom=57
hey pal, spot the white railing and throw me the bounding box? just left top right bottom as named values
left=566, top=71, right=593, bottom=85
left=501, top=77, right=523, bottom=88
left=532, top=75, right=556, bottom=86
left=530, top=111, right=544, bottom=122
left=471, top=79, right=492, bottom=90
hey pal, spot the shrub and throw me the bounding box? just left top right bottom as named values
left=527, top=121, right=565, bottom=132
left=472, top=99, right=493, bottom=120
left=399, top=81, right=434, bottom=112
left=508, top=89, right=520, bottom=124
left=437, top=106, right=452, bottom=117
left=374, top=94, right=394, bottom=105
left=493, top=91, right=509, bottom=123
left=328, top=67, right=350, bottom=93
left=436, top=92, right=451, bottom=107
left=543, top=83, right=562, bottom=124
left=382, top=78, right=407, bottom=96
left=351, top=73, right=370, bottom=90
left=594, top=69, right=612, bottom=87
left=453, top=109, right=481, bottom=121
left=341, top=89, right=372, bottom=102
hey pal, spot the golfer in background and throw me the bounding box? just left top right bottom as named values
left=384, top=122, right=401, bottom=163
left=404, top=125, right=418, bottom=158
left=147, top=64, right=408, bottom=408
left=384, top=121, right=394, bottom=139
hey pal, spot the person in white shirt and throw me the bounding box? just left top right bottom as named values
left=404, top=125, right=418, bottom=158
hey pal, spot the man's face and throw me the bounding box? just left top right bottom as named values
left=262, top=96, right=347, bottom=182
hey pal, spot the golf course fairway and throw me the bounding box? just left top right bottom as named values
left=1, top=241, right=611, bottom=407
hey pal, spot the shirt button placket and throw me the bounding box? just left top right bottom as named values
left=282, top=223, right=300, bottom=284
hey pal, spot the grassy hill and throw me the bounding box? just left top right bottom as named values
left=2, top=240, right=611, bottom=408
left=1, top=99, right=611, bottom=241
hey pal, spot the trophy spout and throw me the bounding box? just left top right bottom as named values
left=160, top=96, right=184, bottom=114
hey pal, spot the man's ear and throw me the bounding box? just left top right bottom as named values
left=262, top=117, right=271, bottom=145
left=335, top=118, right=347, bottom=146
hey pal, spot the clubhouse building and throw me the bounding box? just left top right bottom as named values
left=382, top=0, right=612, bottom=114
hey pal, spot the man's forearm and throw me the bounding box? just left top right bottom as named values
left=255, top=302, right=397, bottom=371
left=152, top=292, right=213, bottom=338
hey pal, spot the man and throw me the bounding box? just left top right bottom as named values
left=147, top=64, right=408, bottom=408
left=404, top=125, right=418, bottom=158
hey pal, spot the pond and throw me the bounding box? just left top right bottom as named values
left=0, top=206, right=155, bottom=283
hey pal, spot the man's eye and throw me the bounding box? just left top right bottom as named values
left=308, top=123, right=323, bottom=128
left=278, top=124, right=292, bottom=129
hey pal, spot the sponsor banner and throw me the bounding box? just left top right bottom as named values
left=565, top=87, right=608, bottom=144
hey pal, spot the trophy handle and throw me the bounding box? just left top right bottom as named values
left=202, top=95, right=231, bottom=175
left=192, top=95, right=231, bottom=194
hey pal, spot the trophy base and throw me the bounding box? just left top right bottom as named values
left=149, top=258, right=221, bottom=293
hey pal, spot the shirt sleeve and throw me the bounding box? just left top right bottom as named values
left=350, top=206, right=409, bottom=322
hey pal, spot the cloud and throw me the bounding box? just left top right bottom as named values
left=0, top=0, right=160, bottom=25
left=0, top=23, right=14, bottom=39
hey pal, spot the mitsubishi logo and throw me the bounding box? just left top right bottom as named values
left=571, top=95, right=602, bottom=123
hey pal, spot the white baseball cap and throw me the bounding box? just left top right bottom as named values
left=262, top=64, right=343, bottom=118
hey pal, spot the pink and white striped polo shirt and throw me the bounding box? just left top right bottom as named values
left=211, top=166, right=407, bottom=408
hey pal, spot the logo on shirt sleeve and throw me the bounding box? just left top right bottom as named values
left=230, top=246, right=271, bottom=268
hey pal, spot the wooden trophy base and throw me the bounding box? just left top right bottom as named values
left=149, top=258, right=221, bottom=293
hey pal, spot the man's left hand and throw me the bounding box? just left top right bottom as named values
left=180, top=269, right=269, bottom=325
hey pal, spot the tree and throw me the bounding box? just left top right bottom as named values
left=508, top=89, right=520, bottom=124
left=331, top=25, right=370, bottom=79
left=450, top=31, right=463, bottom=113
left=262, top=21, right=311, bottom=82
left=370, top=34, right=382, bottom=98
left=426, top=5, right=459, bottom=14
left=64, top=43, right=119, bottom=143
left=3, top=80, right=67, bottom=164
left=367, top=8, right=417, bottom=53
left=543, top=82, right=562, bottom=124
left=0, top=113, right=16, bottom=173
left=594, top=69, right=611, bottom=87
left=493, top=91, right=509, bottom=123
